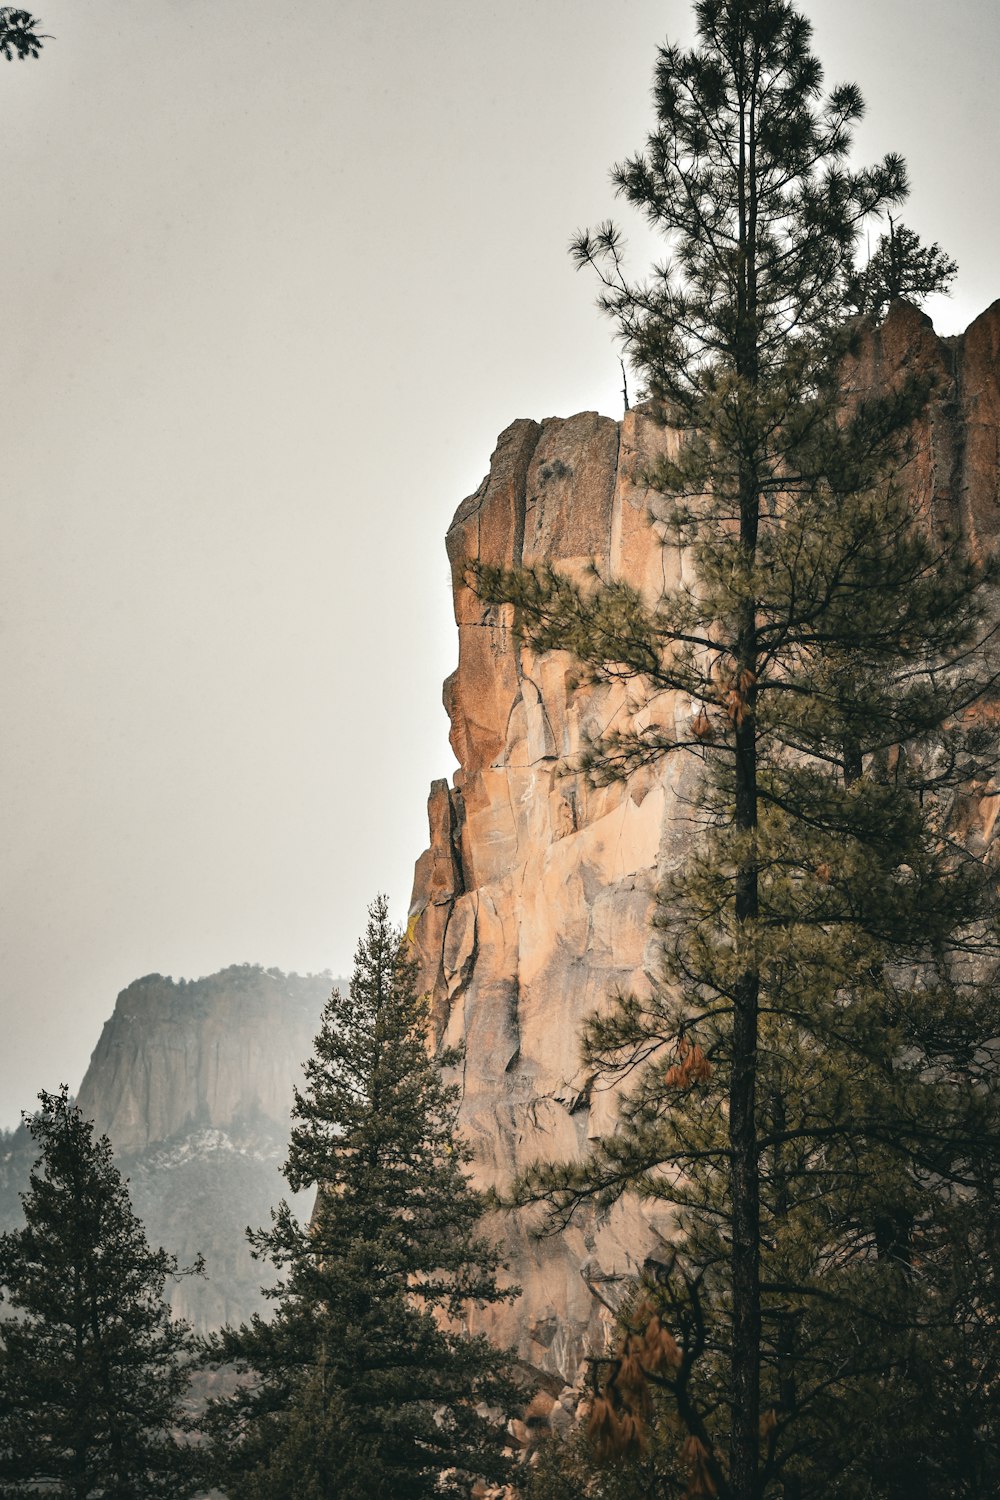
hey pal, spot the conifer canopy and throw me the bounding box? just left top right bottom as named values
left=203, top=896, right=517, bottom=1499
left=0, top=1087, right=201, bottom=1498
left=476, top=3, right=999, bottom=1496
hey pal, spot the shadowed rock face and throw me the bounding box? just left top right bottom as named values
left=408, top=300, right=1000, bottom=1383
left=77, top=967, right=327, bottom=1155
left=71, top=967, right=332, bottom=1332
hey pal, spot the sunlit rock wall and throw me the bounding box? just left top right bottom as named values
left=408, top=299, right=1000, bottom=1382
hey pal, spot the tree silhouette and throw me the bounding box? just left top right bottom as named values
left=0, top=1087, right=202, bottom=1498
left=203, top=897, right=518, bottom=1499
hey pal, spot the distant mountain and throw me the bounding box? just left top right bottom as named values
left=1, top=965, right=343, bottom=1333
left=0, top=1123, right=35, bottom=1227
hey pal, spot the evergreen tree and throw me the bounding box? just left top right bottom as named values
left=203, top=895, right=518, bottom=1499
left=476, top=3, right=999, bottom=1496
left=851, top=216, right=957, bottom=322
left=0, top=1087, right=202, bottom=1499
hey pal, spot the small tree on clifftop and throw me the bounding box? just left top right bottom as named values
left=203, top=895, right=518, bottom=1499
left=477, top=2, right=999, bottom=1496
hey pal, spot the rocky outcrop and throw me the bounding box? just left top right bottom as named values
left=4, top=967, right=335, bottom=1333
left=77, top=966, right=327, bottom=1155
left=408, top=300, right=1000, bottom=1382
left=77, top=965, right=334, bottom=1331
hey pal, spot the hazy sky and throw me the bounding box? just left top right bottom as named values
left=1, top=0, right=997, bottom=1129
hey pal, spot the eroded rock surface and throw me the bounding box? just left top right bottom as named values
left=408, top=300, right=1000, bottom=1381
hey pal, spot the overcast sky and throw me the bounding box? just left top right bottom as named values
left=1, top=0, right=997, bottom=1129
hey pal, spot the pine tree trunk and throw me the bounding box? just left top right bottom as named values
left=730, top=588, right=761, bottom=1500
left=843, top=743, right=916, bottom=1272
left=731, top=63, right=762, bottom=1476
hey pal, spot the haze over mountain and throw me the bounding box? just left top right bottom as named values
left=1, top=964, right=340, bottom=1332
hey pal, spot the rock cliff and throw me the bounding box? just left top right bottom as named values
left=4, top=966, right=334, bottom=1333
left=78, top=965, right=335, bottom=1331
left=76, top=966, right=327, bottom=1155
left=408, top=299, right=1000, bottom=1383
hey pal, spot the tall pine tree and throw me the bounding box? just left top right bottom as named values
left=203, top=896, right=518, bottom=1499
left=476, top=3, right=999, bottom=1496
left=0, top=1087, right=202, bottom=1498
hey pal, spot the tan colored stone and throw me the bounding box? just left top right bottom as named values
left=410, top=301, right=1000, bottom=1382
left=521, top=412, right=619, bottom=573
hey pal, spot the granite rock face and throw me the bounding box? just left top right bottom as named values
left=408, top=300, right=1000, bottom=1382
left=76, top=967, right=327, bottom=1154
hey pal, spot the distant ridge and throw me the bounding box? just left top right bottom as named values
left=2, top=965, right=346, bottom=1333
